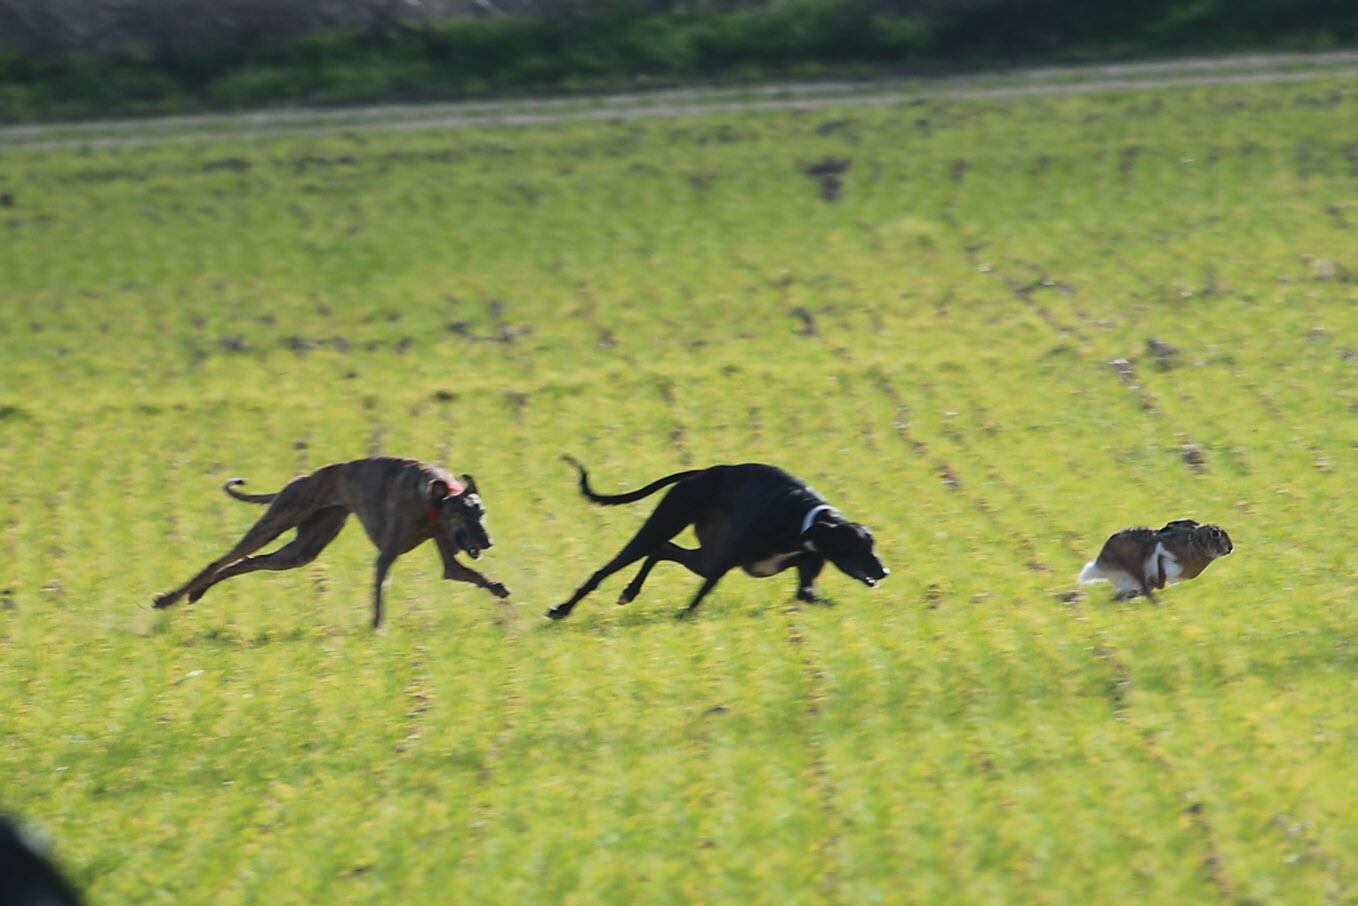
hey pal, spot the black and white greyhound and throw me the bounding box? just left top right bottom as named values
left=547, top=457, right=889, bottom=620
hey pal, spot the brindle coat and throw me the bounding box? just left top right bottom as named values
left=153, top=457, right=507, bottom=627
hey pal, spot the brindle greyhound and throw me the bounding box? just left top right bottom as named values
left=547, top=457, right=888, bottom=620
left=153, top=457, right=508, bottom=627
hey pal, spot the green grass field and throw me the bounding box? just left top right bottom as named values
left=2, top=74, right=1356, bottom=903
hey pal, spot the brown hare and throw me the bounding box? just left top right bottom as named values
left=1078, top=519, right=1233, bottom=601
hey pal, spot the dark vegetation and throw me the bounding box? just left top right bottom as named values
left=1, top=0, right=1356, bottom=122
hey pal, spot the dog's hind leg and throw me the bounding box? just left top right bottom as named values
left=676, top=565, right=735, bottom=619
left=153, top=511, right=301, bottom=609
left=187, top=507, right=349, bottom=603
left=548, top=488, right=698, bottom=620
left=547, top=544, right=652, bottom=620
left=618, top=542, right=706, bottom=605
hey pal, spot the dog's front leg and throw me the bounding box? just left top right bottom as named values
left=434, top=530, right=509, bottom=598
left=372, top=551, right=396, bottom=628
left=794, top=555, right=826, bottom=603
left=443, top=556, right=510, bottom=599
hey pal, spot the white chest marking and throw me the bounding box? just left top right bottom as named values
left=1146, top=542, right=1183, bottom=585
left=748, top=551, right=803, bottom=577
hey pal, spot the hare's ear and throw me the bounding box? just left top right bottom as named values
left=427, top=479, right=451, bottom=501
left=1160, top=518, right=1198, bottom=533
left=460, top=473, right=478, bottom=495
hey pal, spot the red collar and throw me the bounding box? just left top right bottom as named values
left=428, top=480, right=465, bottom=527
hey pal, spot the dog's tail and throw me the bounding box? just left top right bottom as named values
left=562, top=455, right=699, bottom=506
left=222, top=478, right=277, bottom=504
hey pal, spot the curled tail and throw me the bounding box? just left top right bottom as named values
left=222, top=478, right=277, bottom=504
left=562, top=455, right=698, bottom=506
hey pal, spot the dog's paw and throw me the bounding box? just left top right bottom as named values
left=153, top=592, right=178, bottom=609
left=797, top=588, right=836, bottom=607
left=617, top=588, right=636, bottom=606
left=487, top=582, right=511, bottom=599
left=545, top=604, right=572, bottom=621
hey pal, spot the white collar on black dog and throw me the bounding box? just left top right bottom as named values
left=801, top=503, right=835, bottom=550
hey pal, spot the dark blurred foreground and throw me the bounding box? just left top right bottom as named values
left=0, top=816, right=81, bottom=906
left=0, top=0, right=1355, bottom=121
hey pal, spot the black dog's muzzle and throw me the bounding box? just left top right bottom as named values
left=860, top=565, right=890, bottom=587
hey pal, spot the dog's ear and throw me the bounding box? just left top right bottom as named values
left=427, top=479, right=451, bottom=501
left=460, top=474, right=478, bottom=495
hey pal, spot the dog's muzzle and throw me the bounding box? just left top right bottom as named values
left=861, top=566, right=890, bottom=588
left=456, top=528, right=492, bottom=560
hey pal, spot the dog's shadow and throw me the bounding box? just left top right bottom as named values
left=534, top=606, right=698, bottom=632
left=537, top=593, right=837, bottom=631
left=183, top=624, right=314, bottom=649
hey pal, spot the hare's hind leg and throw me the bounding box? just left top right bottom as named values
left=1107, top=569, right=1144, bottom=602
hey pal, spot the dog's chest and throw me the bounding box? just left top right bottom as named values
left=744, top=550, right=803, bottom=577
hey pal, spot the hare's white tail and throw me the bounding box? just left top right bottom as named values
left=1077, top=561, right=1104, bottom=585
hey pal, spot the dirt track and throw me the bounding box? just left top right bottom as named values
left=3, top=49, right=1357, bottom=150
